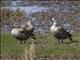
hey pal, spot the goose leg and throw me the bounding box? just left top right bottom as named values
left=20, top=40, right=23, bottom=44
left=58, top=40, right=60, bottom=44
left=23, top=40, right=25, bottom=44
left=61, top=40, right=64, bottom=44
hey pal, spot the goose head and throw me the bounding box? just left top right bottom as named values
left=20, top=21, right=33, bottom=31
left=20, top=21, right=31, bottom=29
left=22, top=21, right=32, bottom=27
left=51, top=18, right=58, bottom=26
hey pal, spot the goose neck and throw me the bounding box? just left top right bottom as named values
left=53, top=21, right=57, bottom=26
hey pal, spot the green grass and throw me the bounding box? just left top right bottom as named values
left=1, top=32, right=80, bottom=58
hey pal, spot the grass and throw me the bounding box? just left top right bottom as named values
left=1, top=32, right=80, bottom=58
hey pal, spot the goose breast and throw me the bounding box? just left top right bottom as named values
left=11, top=28, right=27, bottom=38
left=50, top=25, right=59, bottom=33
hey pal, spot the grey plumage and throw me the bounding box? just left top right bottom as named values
left=11, top=21, right=36, bottom=44
left=50, top=18, right=73, bottom=43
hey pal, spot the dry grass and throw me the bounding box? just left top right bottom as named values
left=0, top=8, right=28, bottom=24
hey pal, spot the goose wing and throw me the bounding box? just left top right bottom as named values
left=58, top=26, right=72, bottom=37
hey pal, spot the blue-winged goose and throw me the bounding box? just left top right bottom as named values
left=50, top=18, right=73, bottom=43
left=11, top=21, right=36, bottom=44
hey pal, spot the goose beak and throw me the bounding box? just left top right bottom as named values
left=52, top=18, right=57, bottom=22
left=51, top=18, right=54, bottom=24
left=52, top=18, right=54, bottom=21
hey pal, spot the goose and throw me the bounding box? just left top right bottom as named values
left=50, top=18, right=73, bottom=44
left=11, top=21, right=36, bottom=44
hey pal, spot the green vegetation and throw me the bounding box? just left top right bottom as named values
left=1, top=32, right=80, bottom=58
